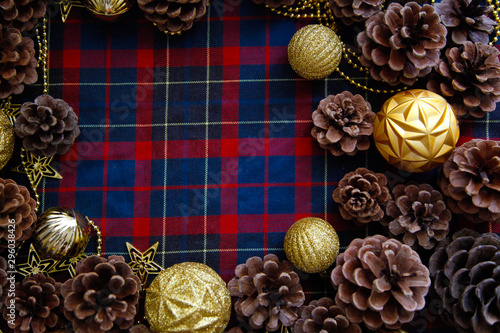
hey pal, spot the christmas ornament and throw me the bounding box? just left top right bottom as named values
left=12, top=149, right=62, bottom=190
left=50, top=253, right=87, bottom=277
left=126, top=241, right=163, bottom=288
left=58, top=0, right=85, bottom=22
left=373, top=89, right=460, bottom=173
left=288, top=24, right=342, bottom=80
left=16, top=243, right=57, bottom=276
left=0, top=0, right=47, bottom=32
left=81, top=0, right=134, bottom=20
left=0, top=110, right=14, bottom=170
left=284, top=217, right=340, bottom=274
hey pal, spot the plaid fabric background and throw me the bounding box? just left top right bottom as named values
left=3, top=0, right=500, bottom=331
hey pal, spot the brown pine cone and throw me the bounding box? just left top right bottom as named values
left=61, top=255, right=141, bottom=333
left=329, top=0, right=383, bottom=25
left=137, top=0, right=208, bottom=33
left=0, top=0, right=47, bottom=32
left=129, top=324, right=152, bottom=333
left=0, top=178, right=36, bottom=251
left=15, top=95, right=81, bottom=157
left=429, top=229, right=500, bottom=332
left=386, top=184, right=451, bottom=250
left=252, top=0, right=295, bottom=8
left=357, top=2, right=447, bottom=86
left=0, top=257, right=7, bottom=313
left=0, top=25, right=37, bottom=99
left=311, top=92, right=375, bottom=156
left=227, top=254, right=305, bottom=332
left=332, top=168, right=390, bottom=224
left=427, top=42, right=500, bottom=118
left=294, top=297, right=362, bottom=333
left=331, top=235, right=431, bottom=330
left=438, top=139, right=500, bottom=223
left=3, top=273, right=62, bottom=333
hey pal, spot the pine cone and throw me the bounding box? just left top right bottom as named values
left=438, top=139, right=500, bottom=223
left=311, top=92, right=375, bottom=156
left=61, top=255, right=141, bottom=333
left=329, top=0, right=383, bottom=25
left=435, top=0, right=496, bottom=45
left=3, top=273, right=62, bottom=333
left=427, top=42, right=500, bottom=118
left=0, top=257, right=7, bottom=313
left=0, top=0, right=47, bottom=32
left=0, top=178, right=36, bottom=251
left=332, top=168, right=390, bottom=224
left=227, top=254, right=306, bottom=332
left=429, top=229, right=500, bottom=332
left=331, top=235, right=431, bottom=330
left=137, top=0, right=208, bottom=33
left=0, top=25, right=37, bottom=99
left=252, top=0, right=295, bottom=8
left=15, top=94, right=81, bottom=157
left=357, top=2, right=447, bottom=86
left=129, top=324, right=152, bottom=333
left=386, top=184, right=451, bottom=250
left=294, top=297, right=362, bottom=333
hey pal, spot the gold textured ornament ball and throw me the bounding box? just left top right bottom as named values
left=373, top=89, right=460, bottom=173
left=284, top=217, right=340, bottom=274
left=0, top=111, right=14, bottom=171
left=145, top=262, right=231, bottom=333
left=82, top=0, right=134, bottom=20
left=33, top=207, right=91, bottom=260
left=288, top=24, right=342, bottom=80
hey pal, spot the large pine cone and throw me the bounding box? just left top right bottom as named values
left=61, top=255, right=141, bottom=333
left=357, top=2, right=447, bottom=86
left=311, top=92, right=375, bottom=157
left=252, top=0, right=295, bottom=8
left=0, top=178, right=36, bottom=250
left=429, top=229, right=500, bottom=332
left=0, top=25, right=37, bottom=99
left=427, top=41, right=500, bottom=118
left=329, top=0, right=383, bottom=25
left=3, top=273, right=62, bottom=333
left=438, top=139, right=500, bottom=224
left=387, top=184, right=451, bottom=250
left=227, top=254, right=306, bottom=332
left=0, top=0, right=47, bottom=32
left=137, top=0, right=208, bottom=33
left=15, top=94, right=81, bottom=157
left=332, top=168, right=390, bottom=224
left=331, top=235, right=431, bottom=330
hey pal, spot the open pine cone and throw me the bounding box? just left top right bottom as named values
left=252, top=0, right=295, bottom=8
left=438, top=139, right=500, bottom=223
left=311, top=92, right=375, bottom=156
left=227, top=254, right=305, bottom=332
left=427, top=41, right=500, bottom=118
left=429, top=229, right=500, bottom=332
left=137, top=0, right=208, bottom=33
left=61, top=255, right=141, bottom=333
left=0, top=0, right=47, bottom=32
left=357, top=2, right=447, bottom=86
left=331, top=235, right=430, bottom=330
left=329, top=0, right=383, bottom=25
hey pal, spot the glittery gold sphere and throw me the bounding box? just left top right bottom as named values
left=145, top=262, right=231, bottom=333
left=33, top=207, right=91, bottom=260
left=0, top=111, right=14, bottom=171
left=284, top=217, right=340, bottom=274
left=373, top=89, right=460, bottom=173
left=288, top=24, right=342, bottom=80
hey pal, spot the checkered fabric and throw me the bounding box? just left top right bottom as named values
left=5, top=0, right=500, bottom=332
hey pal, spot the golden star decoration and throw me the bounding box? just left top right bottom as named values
left=0, top=100, right=21, bottom=125
left=51, top=253, right=88, bottom=277
left=58, top=0, right=84, bottom=23
left=12, top=149, right=62, bottom=190
left=16, top=243, right=57, bottom=276
left=126, top=242, right=163, bottom=287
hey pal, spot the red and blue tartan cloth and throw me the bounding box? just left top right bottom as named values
left=5, top=1, right=500, bottom=332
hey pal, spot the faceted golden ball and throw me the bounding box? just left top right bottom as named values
left=145, top=262, right=231, bottom=333
left=82, top=0, right=134, bottom=20
left=284, top=217, right=339, bottom=274
left=288, top=24, right=342, bottom=80
left=0, top=111, right=14, bottom=171
left=373, top=89, right=460, bottom=173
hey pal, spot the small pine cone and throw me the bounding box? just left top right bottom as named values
left=357, top=2, right=447, bottom=86
left=137, top=0, right=208, bottom=33
left=129, top=324, right=152, bottom=333
left=427, top=42, right=500, bottom=118
left=3, top=273, right=62, bottom=333
left=386, top=184, right=451, bottom=250
left=15, top=95, right=81, bottom=157
left=294, top=297, right=362, bottom=333
left=311, top=92, right=375, bottom=156
left=227, top=254, right=306, bottom=332
left=252, top=0, right=295, bottom=8
left=0, top=0, right=47, bottom=32
left=438, top=139, right=500, bottom=223
left=329, top=0, right=383, bottom=25
left=331, top=235, right=431, bottom=330
left=61, top=255, right=141, bottom=333
left=0, top=25, right=37, bottom=99
left=0, top=178, right=36, bottom=250
left=332, top=168, right=390, bottom=224
left=429, top=229, right=500, bottom=332
left=0, top=257, right=7, bottom=313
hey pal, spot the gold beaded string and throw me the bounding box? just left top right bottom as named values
left=335, top=68, right=409, bottom=94
left=35, top=17, right=49, bottom=95
left=486, top=0, right=500, bottom=45
left=87, top=218, right=103, bottom=256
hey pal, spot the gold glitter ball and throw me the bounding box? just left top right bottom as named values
left=373, top=89, right=460, bottom=173
left=284, top=217, right=339, bottom=274
left=0, top=111, right=14, bottom=171
left=145, top=262, right=231, bottom=333
left=288, top=24, right=342, bottom=80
